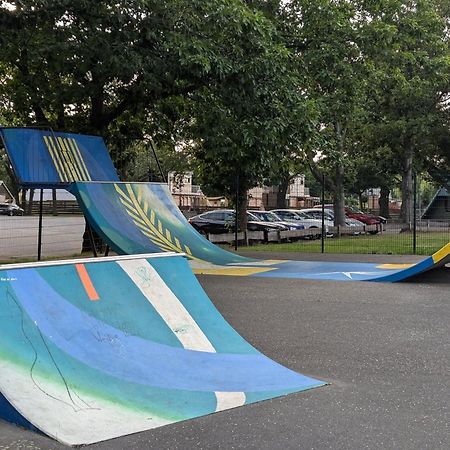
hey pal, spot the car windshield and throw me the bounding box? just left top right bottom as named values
left=347, top=206, right=363, bottom=214
left=295, top=211, right=315, bottom=219
left=250, top=211, right=279, bottom=222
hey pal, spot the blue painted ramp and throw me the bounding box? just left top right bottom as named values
left=0, top=253, right=324, bottom=446
left=0, top=127, right=119, bottom=188
left=72, top=181, right=250, bottom=265
left=72, top=182, right=450, bottom=282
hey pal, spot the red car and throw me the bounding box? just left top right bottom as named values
left=313, top=204, right=386, bottom=225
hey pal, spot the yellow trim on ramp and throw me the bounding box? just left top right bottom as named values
left=432, top=242, right=450, bottom=264
left=192, top=267, right=277, bottom=277
left=376, top=263, right=414, bottom=269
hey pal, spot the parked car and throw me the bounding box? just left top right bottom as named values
left=247, top=210, right=305, bottom=230
left=0, top=203, right=24, bottom=216
left=271, top=209, right=331, bottom=238
left=300, top=208, right=365, bottom=234
left=188, top=209, right=288, bottom=234
left=313, top=204, right=386, bottom=226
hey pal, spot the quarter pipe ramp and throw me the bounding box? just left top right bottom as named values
left=0, top=253, right=323, bottom=446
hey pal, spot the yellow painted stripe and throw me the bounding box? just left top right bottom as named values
left=143, top=200, right=149, bottom=215
left=127, top=211, right=150, bottom=228
left=121, top=183, right=203, bottom=261
left=61, top=138, right=83, bottom=180
left=377, top=263, right=415, bottom=270
left=46, top=136, right=68, bottom=181
left=115, top=185, right=134, bottom=206
left=67, top=138, right=88, bottom=180
left=119, top=196, right=137, bottom=212
left=43, top=136, right=66, bottom=182
left=140, top=231, right=171, bottom=248
left=124, top=184, right=184, bottom=255
left=184, top=245, right=192, bottom=256
left=432, top=242, right=450, bottom=264
left=71, top=139, right=91, bottom=181
left=192, top=267, right=277, bottom=276
left=150, top=210, right=156, bottom=225
left=165, top=229, right=172, bottom=242
left=69, top=138, right=89, bottom=180
left=45, top=136, right=70, bottom=181
left=57, top=137, right=77, bottom=180
left=55, top=137, right=73, bottom=180
left=174, top=238, right=182, bottom=251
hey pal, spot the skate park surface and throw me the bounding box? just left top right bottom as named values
left=1, top=252, right=449, bottom=450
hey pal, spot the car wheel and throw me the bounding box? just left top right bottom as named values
left=308, top=226, right=321, bottom=240
left=8, top=210, right=13, bottom=216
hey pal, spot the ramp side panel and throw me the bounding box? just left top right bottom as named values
left=0, top=255, right=323, bottom=446
left=72, top=182, right=253, bottom=265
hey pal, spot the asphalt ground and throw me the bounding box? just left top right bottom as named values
left=0, top=253, right=449, bottom=450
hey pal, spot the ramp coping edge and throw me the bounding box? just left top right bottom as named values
left=0, top=252, right=183, bottom=271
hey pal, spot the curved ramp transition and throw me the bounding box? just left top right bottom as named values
left=0, top=253, right=323, bottom=446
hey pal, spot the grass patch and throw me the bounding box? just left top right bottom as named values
left=238, top=232, right=450, bottom=255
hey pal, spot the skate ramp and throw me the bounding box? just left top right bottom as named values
left=72, top=181, right=251, bottom=266
left=0, top=253, right=323, bottom=446
left=0, top=127, right=119, bottom=188
left=72, top=182, right=450, bottom=282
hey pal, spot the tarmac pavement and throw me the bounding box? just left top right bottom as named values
left=0, top=254, right=449, bottom=450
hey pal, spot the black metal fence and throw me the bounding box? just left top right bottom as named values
left=0, top=180, right=448, bottom=262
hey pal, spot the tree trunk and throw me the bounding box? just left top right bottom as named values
left=379, top=186, right=390, bottom=218
left=27, top=189, right=35, bottom=215
left=358, top=192, right=364, bottom=211
left=333, top=162, right=346, bottom=226
left=234, top=177, right=248, bottom=231
left=400, top=147, right=414, bottom=225
left=333, top=122, right=346, bottom=227
left=237, top=194, right=248, bottom=231
left=21, top=188, right=27, bottom=210
left=276, top=177, right=290, bottom=209
left=52, top=189, right=58, bottom=216
left=4, top=162, right=20, bottom=203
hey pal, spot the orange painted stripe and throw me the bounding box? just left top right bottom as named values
left=75, top=264, right=100, bottom=301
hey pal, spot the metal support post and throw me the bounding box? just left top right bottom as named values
left=321, top=174, right=325, bottom=254
left=37, top=188, right=44, bottom=261
left=235, top=173, right=239, bottom=251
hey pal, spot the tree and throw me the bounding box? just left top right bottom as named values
left=278, top=0, right=372, bottom=226
left=361, top=0, right=450, bottom=224
left=0, top=0, right=312, bottom=230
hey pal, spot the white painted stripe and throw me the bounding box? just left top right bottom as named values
left=214, top=392, right=246, bottom=411
left=117, top=259, right=216, bottom=353
left=117, top=259, right=247, bottom=410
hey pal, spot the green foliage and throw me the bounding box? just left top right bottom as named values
left=0, top=0, right=448, bottom=220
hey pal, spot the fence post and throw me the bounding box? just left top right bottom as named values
left=413, top=172, right=417, bottom=255
left=37, top=188, right=43, bottom=261
left=321, top=173, right=325, bottom=253
left=234, top=173, right=239, bottom=251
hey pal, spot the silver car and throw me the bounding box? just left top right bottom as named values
left=271, top=209, right=332, bottom=238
